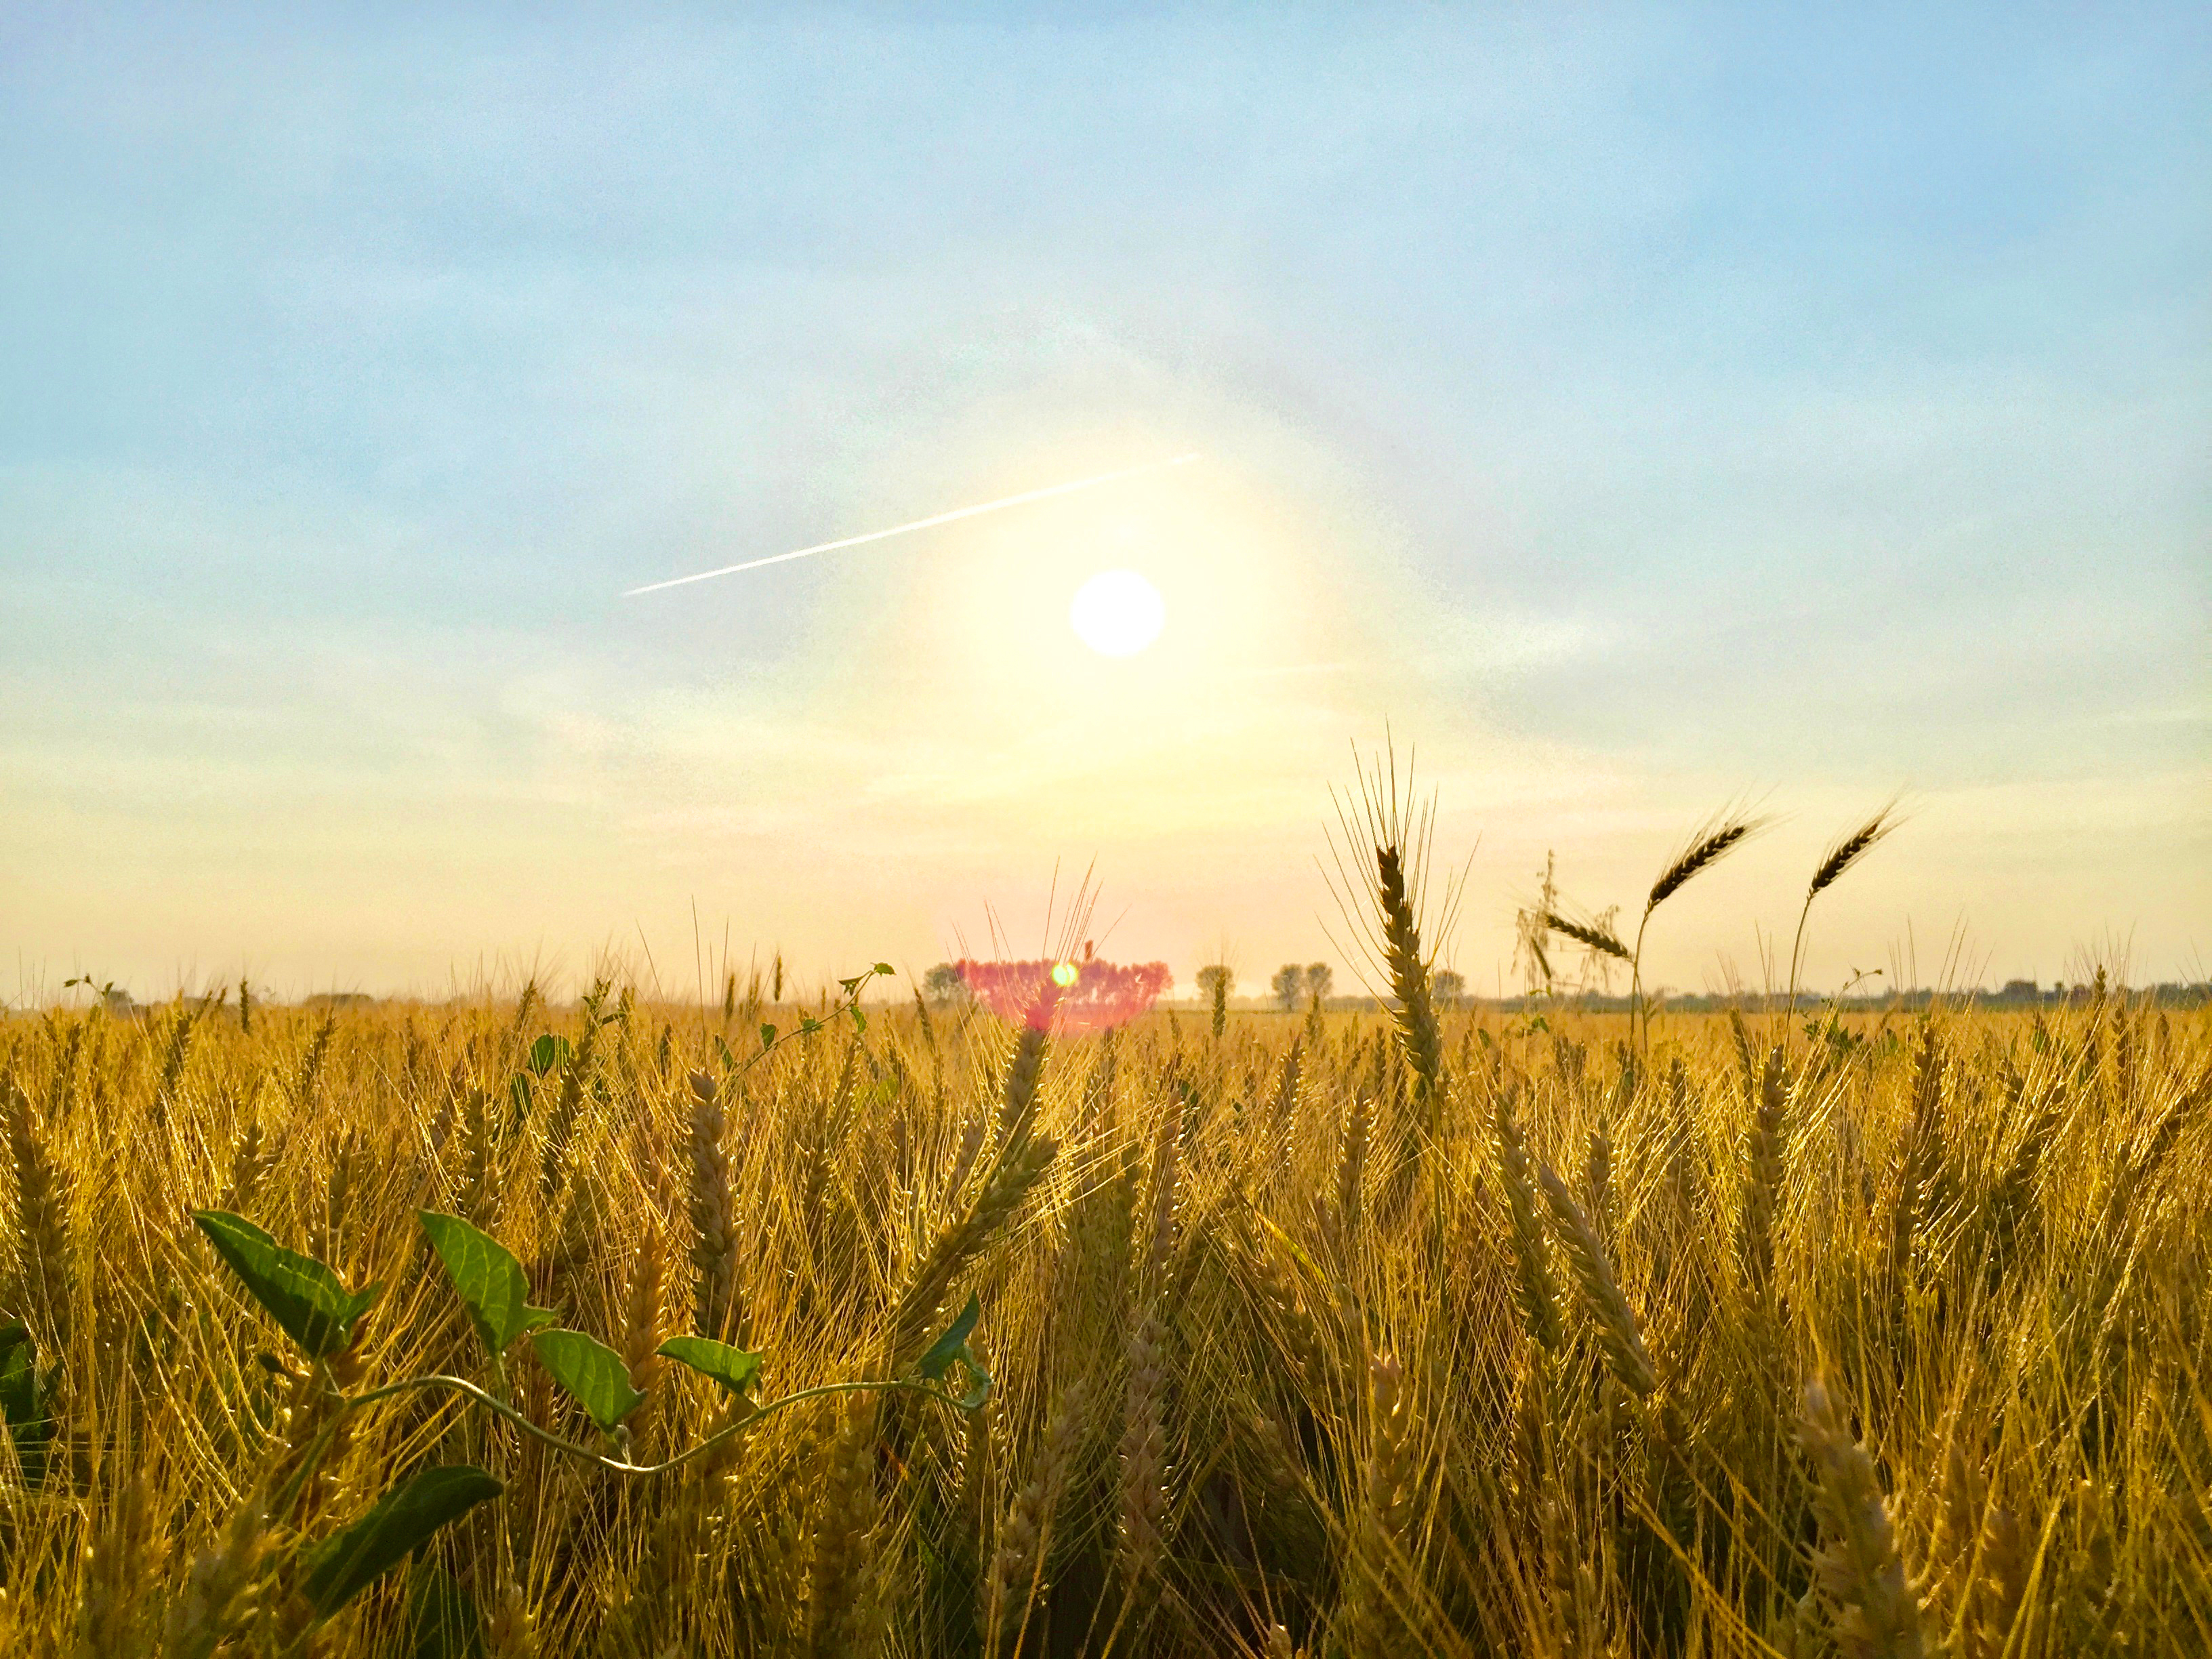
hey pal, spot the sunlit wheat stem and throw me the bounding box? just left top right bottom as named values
left=1799, top=1376, right=1927, bottom=1659
left=1632, top=807, right=1768, bottom=1052
left=1788, top=804, right=1902, bottom=1013
left=1536, top=1158, right=1656, bottom=1396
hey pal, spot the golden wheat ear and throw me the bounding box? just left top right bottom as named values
left=1790, top=800, right=1906, bottom=1007
left=1542, top=912, right=1632, bottom=963
left=1798, top=1376, right=1928, bottom=1658
left=1647, top=806, right=1774, bottom=916
left=1810, top=802, right=1905, bottom=898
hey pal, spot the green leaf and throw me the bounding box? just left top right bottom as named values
left=800, top=1015, right=821, bottom=1035
left=508, top=1073, right=532, bottom=1123
left=0, top=1322, right=51, bottom=1441
left=0, top=1322, right=54, bottom=1479
left=527, top=1033, right=569, bottom=1077
left=193, top=1210, right=380, bottom=1359
left=917, top=1294, right=979, bottom=1381
left=850, top=1005, right=867, bottom=1035
left=873, top=962, right=895, bottom=977
left=0, top=1323, right=35, bottom=1428
left=530, top=1329, right=645, bottom=1433
left=714, top=1034, right=739, bottom=1072
left=407, top=1564, right=483, bottom=1659
left=916, top=1292, right=993, bottom=1408
left=418, top=1212, right=552, bottom=1362
left=301, top=1465, right=502, bottom=1620
left=758, top=1021, right=776, bottom=1050
left=655, top=1335, right=762, bottom=1397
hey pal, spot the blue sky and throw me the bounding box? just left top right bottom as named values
left=3, top=5, right=2206, bottom=999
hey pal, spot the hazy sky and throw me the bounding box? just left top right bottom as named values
left=4, top=5, right=2207, bottom=1002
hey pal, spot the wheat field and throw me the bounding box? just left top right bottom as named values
left=1, top=949, right=2207, bottom=1656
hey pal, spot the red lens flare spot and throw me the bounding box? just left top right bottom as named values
left=958, top=956, right=1170, bottom=1035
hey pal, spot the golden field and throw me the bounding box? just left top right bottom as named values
left=0, top=970, right=2205, bottom=1657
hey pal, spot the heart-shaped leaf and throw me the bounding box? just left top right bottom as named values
left=418, top=1212, right=552, bottom=1363
left=0, top=1318, right=53, bottom=1451
left=301, top=1465, right=502, bottom=1620
left=194, top=1210, right=380, bottom=1359
left=917, top=1294, right=979, bottom=1381
left=916, top=1293, right=993, bottom=1408
left=527, top=1034, right=569, bottom=1078
left=530, top=1328, right=645, bottom=1434
left=0, top=1323, right=36, bottom=1429
left=758, top=1021, right=776, bottom=1051
left=655, top=1335, right=762, bottom=1397
left=0, top=1321, right=54, bottom=1471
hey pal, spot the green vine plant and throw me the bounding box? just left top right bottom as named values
left=0, top=962, right=993, bottom=1650
left=180, top=1206, right=989, bottom=1643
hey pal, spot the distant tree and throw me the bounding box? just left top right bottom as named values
left=922, top=963, right=968, bottom=1006
left=1305, top=962, right=1334, bottom=1008
left=1196, top=965, right=1233, bottom=1040
left=1433, top=968, right=1467, bottom=1009
left=1271, top=964, right=1305, bottom=1010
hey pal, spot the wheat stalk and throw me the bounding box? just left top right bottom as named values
left=1340, top=1351, right=1418, bottom=1657
left=1494, top=1083, right=1564, bottom=1354
left=619, top=1214, right=671, bottom=1455
left=1798, top=1377, right=1927, bottom=1659
left=1116, top=1303, right=1171, bottom=1603
left=1376, top=844, right=1445, bottom=1128
left=3, top=1072, right=73, bottom=1351
left=805, top=1393, right=884, bottom=1659
left=76, top=1406, right=157, bottom=1658
left=221, top=1084, right=272, bottom=1217
left=1536, top=1158, right=1657, bottom=1397
left=163, top=1488, right=266, bottom=1659
left=1332, top=1090, right=1372, bottom=1263
left=985, top=1374, right=1089, bottom=1654
left=684, top=1068, right=745, bottom=1346
left=1739, top=1045, right=1789, bottom=1296
left=1632, top=806, right=1770, bottom=1050
left=1887, top=1028, right=1946, bottom=1305
left=997, top=1021, right=1050, bottom=1147
left=886, top=1132, right=1057, bottom=1368
left=293, top=1008, right=337, bottom=1114
left=1543, top=912, right=1631, bottom=963
left=1790, top=803, right=1903, bottom=1009
left=1321, top=741, right=1461, bottom=1148
left=540, top=979, right=609, bottom=1199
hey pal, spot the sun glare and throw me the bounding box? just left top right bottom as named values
left=1069, top=568, right=1165, bottom=657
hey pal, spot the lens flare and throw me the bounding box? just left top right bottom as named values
left=959, top=956, right=1171, bottom=1033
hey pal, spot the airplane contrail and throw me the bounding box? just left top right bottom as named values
left=622, top=451, right=1204, bottom=597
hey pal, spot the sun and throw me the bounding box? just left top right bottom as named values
left=1069, top=569, right=1165, bottom=657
